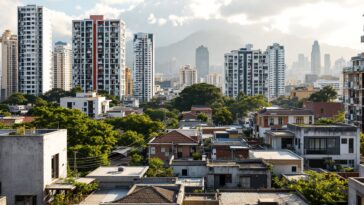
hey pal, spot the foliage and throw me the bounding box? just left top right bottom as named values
left=270, top=96, right=303, bottom=108
left=212, top=106, right=233, bottom=125
left=146, top=157, right=173, bottom=177
left=196, top=113, right=208, bottom=122
left=41, top=88, right=70, bottom=103
left=117, top=130, right=145, bottom=147
left=308, top=86, right=337, bottom=102
left=98, top=90, right=120, bottom=107
left=226, top=93, right=270, bottom=119
left=144, top=108, right=179, bottom=128
left=361, top=133, right=364, bottom=156
left=4, top=93, right=28, bottom=104
left=192, top=152, right=202, bottom=160
left=172, top=83, right=223, bottom=111
left=315, top=111, right=345, bottom=125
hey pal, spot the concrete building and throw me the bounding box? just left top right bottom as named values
left=53, top=41, right=72, bottom=91
left=224, top=45, right=268, bottom=98
left=181, top=105, right=213, bottom=121
left=0, top=129, right=67, bottom=205
left=206, top=72, right=223, bottom=92
left=343, top=53, right=364, bottom=131
left=324, top=53, right=331, bottom=75
left=18, top=5, right=53, bottom=95
left=179, top=65, right=197, bottom=88
left=311, top=40, right=321, bottom=75
left=303, top=101, right=344, bottom=119
left=304, top=73, right=319, bottom=84
left=133, top=33, right=154, bottom=102
left=314, top=79, right=341, bottom=94
left=290, top=85, right=319, bottom=100
left=211, top=138, right=249, bottom=160
left=60, top=92, right=111, bottom=118
left=348, top=164, right=364, bottom=205
left=288, top=124, right=360, bottom=169
left=266, top=43, right=285, bottom=100
left=0, top=30, right=18, bottom=101
left=72, top=15, right=126, bottom=98
left=124, top=67, right=132, bottom=96
left=195, top=45, right=209, bottom=81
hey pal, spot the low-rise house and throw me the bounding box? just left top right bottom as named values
left=148, top=130, right=200, bottom=163
left=250, top=150, right=304, bottom=175
left=349, top=164, right=364, bottom=205
left=60, top=92, right=111, bottom=118
left=0, top=116, right=35, bottom=126
left=170, top=159, right=208, bottom=178
left=181, top=105, right=213, bottom=121
left=0, top=129, right=67, bottom=205
left=211, top=138, right=249, bottom=160
left=265, top=130, right=295, bottom=150
left=8, top=104, right=31, bottom=115
left=121, top=96, right=139, bottom=108
left=288, top=123, right=360, bottom=169
left=290, top=85, right=319, bottom=100
left=303, top=101, right=344, bottom=119
left=107, top=106, right=143, bottom=118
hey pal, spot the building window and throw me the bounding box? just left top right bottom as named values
left=161, top=147, right=165, bottom=153
left=295, top=117, right=304, bottom=124
left=309, top=116, right=313, bottom=124
left=67, top=102, right=72, bottom=109
left=150, top=147, right=155, bottom=155
left=278, top=117, right=283, bottom=125
left=15, top=196, right=37, bottom=205
left=182, top=169, right=188, bottom=176
left=320, top=108, right=324, bottom=114
left=349, top=138, right=354, bottom=153
left=341, top=138, right=347, bottom=144
left=240, top=177, right=251, bottom=188
left=51, top=154, right=59, bottom=179
left=291, top=166, right=297, bottom=173
left=269, top=117, right=274, bottom=126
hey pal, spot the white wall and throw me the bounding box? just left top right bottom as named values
left=60, top=96, right=110, bottom=117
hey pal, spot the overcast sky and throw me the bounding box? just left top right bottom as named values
left=1, top=0, right=363, bottom=49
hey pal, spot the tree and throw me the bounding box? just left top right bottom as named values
left=197, top=113, right=208, bottom=122
left=173, top=83, right=223, bottom=111
left=212, top=106, right=233, bottom=125
left=144, top=108, right=179, bottom=128
left=315, top=111, right=345, bottom=125
left=117, top=131, right=145, bottom=147
left=308, top=86, right=337, bottom=102
left=146, top=157, right=173, bottom=177
left=226, top=93, right=270, bottom=119
left=41, top=88, right=70, bottom=103
left=4, top=93, right=27, bottom=105
left=98, top=90, right=120, bottom=107
left=270, top=96, right=303, bottom=108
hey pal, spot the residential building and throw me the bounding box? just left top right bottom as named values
left=18, top=5, right=53, bottom=95
left=265, top=130, right=296, bottom=150
left=170, top=159, right=208, bottom=178
left=0, top=116, right=35, bottom=126
left=288, top=123, right=360, bottom=169
left=314, top=79, right=341, bottom=94
left=179, top=65, right=197, bottom=88
left=290, top=85, right=319, bottom=100
left=211, top=138, right=249, bottom=160
left=181, top=105, right=213, bottom=121
left=133, top=33, right=155, bottom=102
left=121, top=96, right=139, bottom=108
left=311, top=40, right=321, bottom=75
left=0, top=30, right=18, bottom=101
left=348, top=164, right=364, bottom=205
left=53, top=41, right=72, bottom=91
left=343, top=53, right=364, bottom=130
left=124, top=67, right=132, bottom=96
left=60, top=92, right=111, bottom=118
left=195, top=45, right=209, bottom=81
left=324, top=53, right=331, bottom=75
left=224, top=45, right=268, bottom=98
left=0, top=129, right=67, bottom=205
left=303, top=101, right=344, bottom=119
left=107, top=106, right=143, bottom=118
left=266, top=43, right=285, bottom=100
left=305, top=73, right=319, bottom=84
left=250, top=150, right=304, bottom=175
left=72, top=15, right=126, bottom=98
left=254, top=107, right=314, bottom=139
left=206, top=72, right=223, bottom=92
left=148, top=130, right=199, bottom=163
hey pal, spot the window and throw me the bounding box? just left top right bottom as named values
left=305, top=137, right=339, bottom=154
left=161, top=147, right=165, bottom=153
left=240, top=177, right=251, bottom=188
left=269, top=117, right=274, bottom=126
left=295, top=117, right=304, bottom=124
left=309, top=116, right=313, bottom=124
left=320, top=108, right=324, bottom=114
left=291, top=166, right=297, bottom=173
left=342, top=138, right=347, bottom=144
left=349, top=138, right=354, bottom=153
left=150, top=147, right=155, bottom=155
left=278, top=117, right=283, bottom=125
left=51, top=154, right=59, bottom=179
left=67, top=102, right=72, bottom=109
left=182, top=169, right=188, bottom=176
left=15, top=195, right=37, bottom=205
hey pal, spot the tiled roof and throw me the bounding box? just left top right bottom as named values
left=149, top=130, right=198, bottom=144
left=113, top=186, right=176, bottom=203
left=191, top=106, right=212, bottom=111
left=258, top=108, right=313, bottom=116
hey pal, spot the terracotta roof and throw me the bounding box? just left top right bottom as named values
left=149, top=130, right=198, bottom=144
left=23, top=116, right=35, bottom=123
left=113, top=186, right=177, bottom=203
left=258, top=108, right=314, bottom=116
left=191, top=106, right=212, bottom=111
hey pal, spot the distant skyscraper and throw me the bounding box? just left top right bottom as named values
left=298, top=53, right=309, bottom=70
left=207, top=73, right=223, bottom=92
left=125, top=67, right=132, bottom=96
left=195, top=45, right=209, bottom=81
left=18, top=5, right=53, bottom=95
left=311, top=40, right=321, bottom=75
left=224, top=44, right=268, bottom=98
left=72, top=15, right=126, bottom=98
left=324, top=54, right=331, bottom=75
left=133, top=33, right=154, bottom=102
left=53, top=41, right=72, bottom=91
left=179, top=65, right=197, bottom=88
left=0, top=30, right=18, bottom=101
left=266, top=43, right=285, bottom=100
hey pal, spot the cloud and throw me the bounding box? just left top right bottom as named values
left=0, top=0, right=21, bottom=33
left=148, top=13, right=157, bottom=24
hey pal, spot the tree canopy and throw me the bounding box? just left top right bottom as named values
left=226, top=93, right=270, bottom=119
left=146, top=157, right=173, bottom=177
left=308, top=86, right=337, bottom=102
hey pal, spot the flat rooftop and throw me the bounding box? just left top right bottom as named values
left=220, top=192, right=308, bottom=205
left=250, top=150, right=302, bottom=160
left=0, top=129, right=65, bottom=136
left=87, top=166, right=149, bottom=177
left=176, top=177, right=204, bottom=187
left=265, top=130, right=294, bottom=137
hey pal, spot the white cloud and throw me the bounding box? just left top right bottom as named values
left=148, top=13, right=157, bottom=24
left=158, top=18, right=167, bottom=26
left=0, top=0, right=21, bottom=33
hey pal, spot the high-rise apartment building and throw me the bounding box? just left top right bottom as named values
left=179, top=65, right=197, bottom=88
left=18, top=5, right=53, bottom=95
left=125, top=67, right=132, bottom=96
left=266, top=43, right=285, bottom=100
left=133, top=33, right=154, bottom=102
left=72, top=15, right=126, bottom=98
left=195, top=45, right=209, bottom=81
left=311, top=40, right=321, bottom=75
left=224, top=45, right=268, bottom=98
left=207, top=72, right=223, bottom=92
left=0, top=30, right=18, bottom=101
left=324, top=53, right=331, bottom=75
left=53, top=41, right=72, bottom=91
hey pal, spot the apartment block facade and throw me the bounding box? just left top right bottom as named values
left=179, top=65, right=197, bottom=88
left=53, top=41, right=72, bottom=91
left=266, top=43, right=285, bottom=100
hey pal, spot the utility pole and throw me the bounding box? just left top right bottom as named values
left=73, top=151, right=78, bottom=178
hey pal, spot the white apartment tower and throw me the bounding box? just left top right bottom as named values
left=53, top=41, right=72, bottom=91
left=0, top=30, right=18, bottom=101
left=266, top=43, right=285, bottom=100
left=72, top=15, right=126, bottom=98
left=224, top=45, right=268, bottom=98
left=18, top=5, right=53, bottom=95
left=179, top=65, right=197, bottom=88
left=207, top=73, right=224, bottom=93
left=133, top=33, right=154, bottom=102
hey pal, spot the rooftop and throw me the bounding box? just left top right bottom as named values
left=258, top=108, right=314, bottom=116
left=81, top=188, right=129, bottom=205
left=86, top=166, right=149, bottom=177
left=0, top=129, right=65, bottom=137
left=212, top=138, right=249, bottom=147
left=208, top=159, right=268, bottom=169
left=250, top=150, right=302, bottom=160
left=265, top=130, right=295, bottom=137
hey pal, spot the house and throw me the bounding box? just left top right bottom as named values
left=0, top=116, right=35, bottom=126
left=290, top=85, right=319, bottom=100
left=265, top=130, right=295, bottom=150
left=60, top=92, right=111, bottom=118
left=254, top=107, right=314, bottom=140
left=303, top=101, right=344, bottom=119
left=249, top=150, right=304, bottom=175
left=170, top=159, right=208, bottom=178
left=348, top=164, right=364, bottom=205
left=288, top=123, right=360, bottom=169
left=148, top=130, right=200, bottom=163
left=8, top=104, right=31, bottom=115
left=107, top=106, right=143, bottom=118
left=0, top=129, right=67, bottom=205
left=211, top=138, right=249, bottom=160
left=181, top=105, right=213, bottom=121
left=102, top=184, right=184, bottom=205
left=121, top=96, right=139, bottom=108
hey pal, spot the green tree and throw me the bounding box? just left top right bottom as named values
left=4, top=93, right=27, bottom=104
left=41, top=88, right=70, bottom=103
left=130, top=153, right=143, bottom=165
left=270, top=96, right=303, bottom=108
left=98, top=90, right=120, bottom=107
left=146, top=157, right=173, bottom=177
left=196, top=113, right=208, bottom=122
left=117, top=130, right=145, bottom=147
left=308, top=86, right=337, bottom=102
left=226, top=93, right=270, bottom=119
left=212, top=106, right=233, bottom=125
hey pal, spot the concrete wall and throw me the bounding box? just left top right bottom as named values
left=0, top=197, right=6, bottom=205
left=60, top=96, right=109, bottom=116
left=348, top=178, right=364, bottom=205
left=172, top=165, right=208, bottom=178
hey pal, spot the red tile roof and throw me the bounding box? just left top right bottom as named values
left=149, top=130, right=198, bottom=144
left=258, top=108, right=314, bottom=116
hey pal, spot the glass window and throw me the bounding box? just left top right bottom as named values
left=291, top=166, right=297, bottom=173
left=161, top=147, right=165, bottom=153
left=341, top=138, right=347, bottom=144
left=182, top=169, right=188, bottom=176
left=150, top=147, right=155, bottom=155
left=278, top=117, right=283, bottom=125
left=349, top=138, right=354, bottom=153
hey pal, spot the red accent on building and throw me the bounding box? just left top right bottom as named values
left=90, top=15, right=104, bottom=91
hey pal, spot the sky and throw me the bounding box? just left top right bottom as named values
left=1, top=0, right=363, bottom=49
